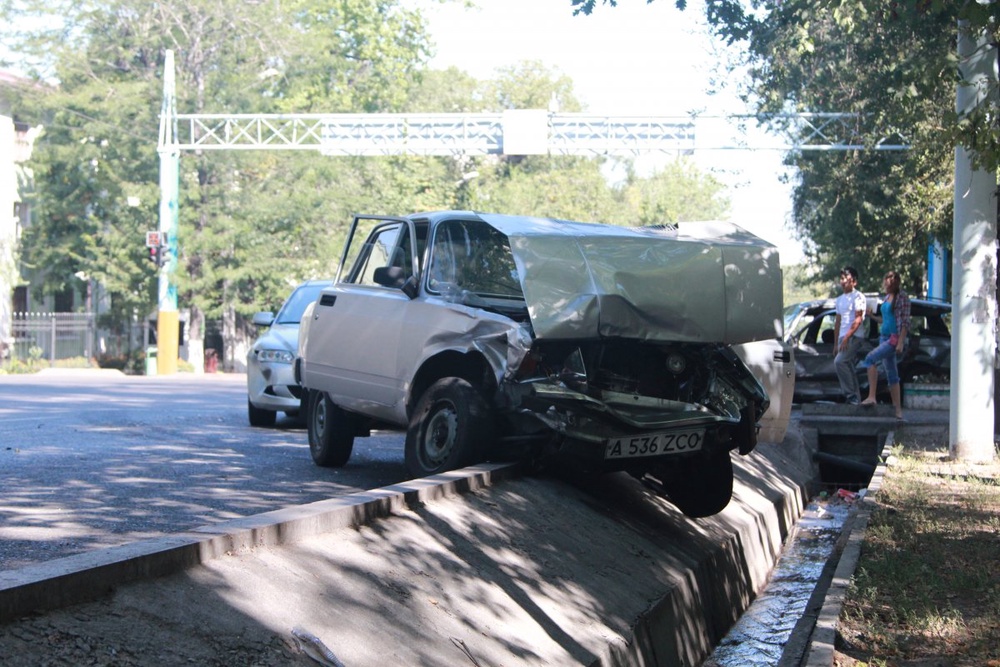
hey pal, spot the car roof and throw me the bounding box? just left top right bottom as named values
left=400, top=210, right=781, bottom=344
left=789, top=296, right=951, bottom=312
left=407, top=210, right=774, bottom=248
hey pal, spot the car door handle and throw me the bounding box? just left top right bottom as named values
left=774, top=350, right=791, bottom=363
left=319, top=294, right=337, bottom=307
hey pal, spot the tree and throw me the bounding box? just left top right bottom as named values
left=3, top=0, right=437, bottom=370
left=570, top=1, right=995, bottom=294
left=717, top=1, right=958, bottom=293
left=622, top=158, right=729, bottom=226
left=12, top=19, right=166, bottom=339
left=571, top=0, right=685, bottom=15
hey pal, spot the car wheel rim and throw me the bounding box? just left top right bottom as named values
left=423, top=402, right=458, bottom=466
left=314, top=398, right=326, bottom=438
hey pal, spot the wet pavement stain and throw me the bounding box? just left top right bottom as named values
left=704, top=493, right=855, bottom=666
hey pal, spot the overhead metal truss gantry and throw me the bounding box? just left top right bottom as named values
left=153, top=48, right=910, bottom=377
left=157, top=109, right=909, bottom=156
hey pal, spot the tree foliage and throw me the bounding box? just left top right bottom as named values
left=707, top=0, right=964, bottom=293
left=624, top=159, right=729, bottom=225
left=3, top=0, right=733, bottom=368
left=577, top=0, right=997, bottom=295
left=4, top=0, right=438, bottom=363
left=571, top=0, right=685, bottom=15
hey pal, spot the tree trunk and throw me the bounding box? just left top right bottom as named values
left=187, top=306, right=205, bottom=374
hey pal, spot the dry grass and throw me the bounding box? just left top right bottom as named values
left=834, top=441, right=1000, bottom=667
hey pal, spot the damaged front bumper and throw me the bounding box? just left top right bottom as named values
left=496, top=343, right=769, bottom=472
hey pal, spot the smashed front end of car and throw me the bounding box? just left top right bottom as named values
left=499, top=339, right=769, bottom=468
left=471, top=215, right=781, bottom=474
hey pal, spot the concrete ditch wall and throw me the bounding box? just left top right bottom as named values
left=0, top=432, right=816, bottom=666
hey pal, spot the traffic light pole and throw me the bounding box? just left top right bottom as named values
left=156, top=49, right=179, bottom=375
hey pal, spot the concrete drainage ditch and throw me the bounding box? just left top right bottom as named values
left=701, top=404, right=949, bottom=667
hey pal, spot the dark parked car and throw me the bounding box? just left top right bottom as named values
left=783, top=296, right=951, bottom=403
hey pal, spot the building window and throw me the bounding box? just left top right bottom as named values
left=13, top=286, right=27, bottom=313
left=54, top=286, right=74, bottom=312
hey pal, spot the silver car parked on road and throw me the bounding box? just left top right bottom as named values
left=247, top=279, right=332, bottom=427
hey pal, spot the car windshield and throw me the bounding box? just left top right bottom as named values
left=275, top=283, right=327, bottom=325
left=428, top=219, right=524, bottom=300
left=782, top=304, right=803, bottom=335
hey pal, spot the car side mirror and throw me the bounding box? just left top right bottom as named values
left=373, top=266, right=418, bottom=299
left=251, top=311, right=274, bottom=327
left=401, top=275, right=418, bottom=299
left=373, top=266, right=406, bottom=289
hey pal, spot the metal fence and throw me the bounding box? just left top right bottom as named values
left=4, top=312, right=141, bottom=366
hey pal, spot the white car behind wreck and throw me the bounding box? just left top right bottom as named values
left=298, top=211, right=790, bottom=518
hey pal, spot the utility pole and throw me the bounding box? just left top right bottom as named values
left=951, top=19, right=998, bottom=463
left=156, top=50, right=180, bottom=375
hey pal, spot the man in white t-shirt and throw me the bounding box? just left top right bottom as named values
left=833, top=266, right=867, bottom=405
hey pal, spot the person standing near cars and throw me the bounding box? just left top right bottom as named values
left=859, top=270, right=911, bottom=420
left=833, top=266, right=867, bottom=405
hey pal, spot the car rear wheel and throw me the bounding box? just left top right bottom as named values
left=404, top=377, right=493, bottom=478
left=247, top=398, right=277, bottom=428
left=308, top=391, right=356, bottom=467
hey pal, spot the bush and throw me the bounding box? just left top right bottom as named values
left=53, top=356, right=94, bottom=369
left=0, top=358, right=43, bottom=374
left=0, top=355, right=93, bottom=374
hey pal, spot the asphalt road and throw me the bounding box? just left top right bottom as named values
left=0, top=369, right=409, bottom=570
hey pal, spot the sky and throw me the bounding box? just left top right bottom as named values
left=414, top=0, right=805, bottom=264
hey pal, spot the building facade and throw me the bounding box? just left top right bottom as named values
left=0, top=71, right=39, bottom=358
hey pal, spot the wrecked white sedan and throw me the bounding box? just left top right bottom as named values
left=298, top=211, right=785, bottom=517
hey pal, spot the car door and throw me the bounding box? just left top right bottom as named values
left=786, top=309, right=843, bottom=401
left=732, top=338, right=795, bottom=443
left=306, top=217, right=417, bottom=417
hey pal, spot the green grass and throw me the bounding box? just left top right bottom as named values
left=836, top=442, right=1000, bottom=667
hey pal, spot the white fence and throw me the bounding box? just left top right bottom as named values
left=4, top=312, right=142, bottom=366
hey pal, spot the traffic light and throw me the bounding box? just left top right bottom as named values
left=148, top=245, right=161, bottom=267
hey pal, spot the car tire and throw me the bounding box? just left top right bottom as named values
left=404, top=377, right=493, bottom=478
left=662, top=451, right=734, bottom=518
left=247, top=398, right=277, bottom=428
left=307, top=391, right=355, bottom=467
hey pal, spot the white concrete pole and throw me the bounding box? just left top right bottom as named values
left=950, top=19, right=998, bottom=463
left=157, top=49, right=180, bottom=375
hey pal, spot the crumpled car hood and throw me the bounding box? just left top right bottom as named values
left=478, top=214, right=782, bottom=345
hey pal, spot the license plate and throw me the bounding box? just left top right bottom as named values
left=605, top=429, right=704, bottom=460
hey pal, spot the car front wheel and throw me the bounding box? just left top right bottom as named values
left=247, top=398, right=276, bottom=428
left=404, top=377, right=493, bottom=478
left=307, top=391, right=356, bottom=467
left=671, top=451, right=734, bottom=518
left=648, top=450, right=734, bottom=518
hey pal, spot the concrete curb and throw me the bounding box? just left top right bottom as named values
left=0, top=462, right=521, bottom=624
left=33, top=368, right=126, bottom=377
left=800, top=430, right=895, bottom=667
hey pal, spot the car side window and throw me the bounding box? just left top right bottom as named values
left=801, top=312, right=837, bottom=345
left=347, top=223, right=405, bottom=287
left=922, top=313, right=950, bottom=336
